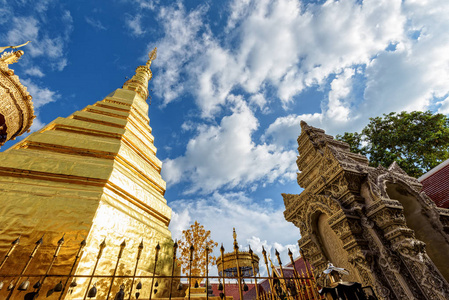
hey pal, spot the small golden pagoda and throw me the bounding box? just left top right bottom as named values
left=0, top=42, right=35, bottom=148
left=0, top=48, right=173, bottom=299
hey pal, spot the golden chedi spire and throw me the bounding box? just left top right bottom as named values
left=0, top=46, right=172, bottom=299
left=122, top=47, right=157, bottom=100
left=0, top=41, right=35, bottom=148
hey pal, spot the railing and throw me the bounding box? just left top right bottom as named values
left=0, top=236, right=324, bottom=300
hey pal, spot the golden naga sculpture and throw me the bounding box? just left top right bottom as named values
left=0, top=41, right=35, bottom=148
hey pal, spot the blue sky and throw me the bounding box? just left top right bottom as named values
left=1, top=0, right=449, bottom=266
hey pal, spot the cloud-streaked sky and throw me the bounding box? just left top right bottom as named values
left=1, top=0, right=449, bottom=267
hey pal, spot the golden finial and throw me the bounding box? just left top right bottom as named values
left=147, top=47, right=157, bottom=67
left=233, top=228, right=238, bottom=249
left=122, top=46, right=157, bottom=100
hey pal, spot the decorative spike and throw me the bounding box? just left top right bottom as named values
left=120, top=239, right=126, bottom=247
left=18, top=278, right=30, bottom=291
left=115, top=285, right=125, bottom=300
left=12, top=236, right=20, bottom=245
left=32, top=281, right=41, bottom=289
left=139, top=239, right=144, bottom=249
left=36, top=235, right=44, bottom=245
left=81, top=239, right=87, bottom=246
left=156, top=242, right=161, bottom=250
left=87, top=284, right=97, bottom=298
left=58, top=234, right=65, bottom=245
left=136, top=281, right=142, bottom=290
left=47, top=288, right=54, bottom=297
left=54, top=281, right=63, bottom=292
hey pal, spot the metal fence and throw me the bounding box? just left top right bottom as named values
left=0, top=235, right=324, bottom=300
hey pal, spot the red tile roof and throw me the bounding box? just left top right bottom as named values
left=419, top=159, right=449, bottom=208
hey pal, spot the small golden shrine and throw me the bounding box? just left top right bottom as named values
left=216, top=229, right=259, bottom=300
left=0, top=41, right=35, bottom=148
left=216, top=229, right=259, bottom=279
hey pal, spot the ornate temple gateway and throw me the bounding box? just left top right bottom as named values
left=0, top=48, right=174, bottom=299
left=283, top=121, right=449, bottom=299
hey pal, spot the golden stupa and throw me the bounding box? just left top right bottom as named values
left=0, top=48, right=173, bottom=299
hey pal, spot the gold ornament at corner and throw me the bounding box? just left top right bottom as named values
left=0, top=40, right=35, bottom=148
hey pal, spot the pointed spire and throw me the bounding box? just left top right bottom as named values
left=122, top=47, right=157, bottom=101
left=233, top=228, right=238, bottom=249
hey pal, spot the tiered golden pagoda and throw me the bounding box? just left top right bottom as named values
left=0, top=41, right=35, bottom=148
left=0, top=48, right=173, bottom=299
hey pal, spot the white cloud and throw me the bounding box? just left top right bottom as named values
left=152, top=0, right=408, bottom=117
left=152, top=3, right=208, bottom=107
left=438, top=97, right=449, bottom=115
left=85, top=17, right=107, bottom=31
left=24, top=67, right=45, bottom=77
left=21, top=79, right=60, bottom=109
left=325, top=68, right=355, bottom=123
left=14, top=79, right=62, bottom=135
left=162, top=99, right=297, bottom=193
left=134, top=0, right=159, bottom=10
left=249, top=93, right=268, bottom=112
left=147, top=0, right=449, bottom=193
left=168, top=191, right=300, bottom=273
left=2, top=7, right=73, bottom=72
left=263, top=114, right=303, bottom=148
left=125, top=14, right=145, bottom=36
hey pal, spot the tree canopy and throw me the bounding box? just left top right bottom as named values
left=336, top=111, right=449, bottom=178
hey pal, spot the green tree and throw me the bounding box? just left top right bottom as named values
left=336, top=111, right=449, bottom=178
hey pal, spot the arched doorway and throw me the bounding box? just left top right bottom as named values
left=386, top=182, right=449, bottom=282
left=315, top=213, right=360, bottom=283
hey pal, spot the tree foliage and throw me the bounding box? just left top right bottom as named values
left=177, top=221, right=218, bottom=279
left=336, top=111, right=449, bottom=178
